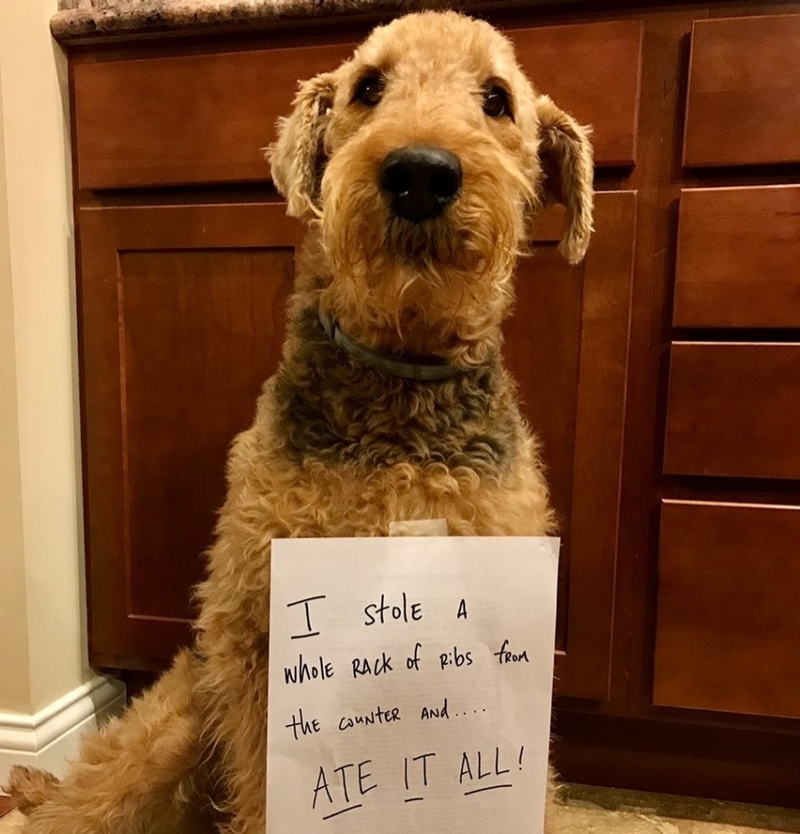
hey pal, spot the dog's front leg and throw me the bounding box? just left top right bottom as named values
left=7, top=649, right=213, bottom=834
left=195, top=631, right=269, bottom=834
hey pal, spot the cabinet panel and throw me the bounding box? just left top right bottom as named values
left=508, top=20, right=642, bottom=167
left=80, top=203, right=299, bottom=666
left=683, top=15, right=800, bottom=167
left=121, top=250, right=292, bottom=618
left=664, top=342, right=800, bottom=480
left=73, top=43, right=354, bottom=189
left=505, top=191, right=636, bottom=701
left=674, top=186, right=800, bottom=328
left=655, top=500, right=800, bottom=719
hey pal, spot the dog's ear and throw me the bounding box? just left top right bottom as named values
left=536, top=95, right=594, bottom=264
left=267, top=73, right=337, bottom=220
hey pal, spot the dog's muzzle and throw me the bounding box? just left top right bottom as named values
left=379, top=144, right=462, bottom=223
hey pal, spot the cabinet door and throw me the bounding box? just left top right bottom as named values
left=504, top=191, right=637, bottom=702
left=81, top=196, right=635, bottom=683
left=79, top=203, right=299, bottom=669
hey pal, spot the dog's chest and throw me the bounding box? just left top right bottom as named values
left=254, top=446, right=545, bottom=539
left=254, top=347, right=548, bottom=538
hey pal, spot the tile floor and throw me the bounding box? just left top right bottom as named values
left=549, top=785, right=800, bottom=833
left=2, top=785, right=800, bottom=833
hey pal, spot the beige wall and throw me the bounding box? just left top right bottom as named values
left=0, top=65, right=32, bottom=715
left=0, top=0, right=92, bottom=715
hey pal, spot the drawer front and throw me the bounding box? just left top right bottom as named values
left=674, top=186, right=800, bottom=328
left=74, top=43, right=355, bottom=189
left=509, top=20, right=642, bottom=167
left=73, top=21, right=642, bottom=190
left=655, top=500, right=800, bottom=719
left=664, top=342, right=800, bottom=480
left=683, top=15, right=800, bottom=167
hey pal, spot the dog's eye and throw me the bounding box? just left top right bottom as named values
left=483, top=85, right=512, bottom=119
left=353, top=75, right=384, bottom=107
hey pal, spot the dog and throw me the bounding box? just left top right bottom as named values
left=6, top=10, right=592, bottom=833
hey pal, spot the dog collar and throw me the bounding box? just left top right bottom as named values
left=318, top=307, right=465, bottom=381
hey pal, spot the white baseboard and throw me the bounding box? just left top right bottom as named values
left=0, top=676, right=126, bottom=785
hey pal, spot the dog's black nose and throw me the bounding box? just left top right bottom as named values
left=379, top=144, right=462, bottom=222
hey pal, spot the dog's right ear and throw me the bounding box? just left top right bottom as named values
left=267, top=73, right=338, bottom=220
left=535, top=95, right=595, bottom=265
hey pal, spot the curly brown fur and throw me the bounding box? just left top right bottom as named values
left=6, top=11, right=592, bottom=834
left=273, top=308, right=519, bottom=472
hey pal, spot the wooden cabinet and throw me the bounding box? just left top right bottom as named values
left=60, top=0, right=800, bottom=809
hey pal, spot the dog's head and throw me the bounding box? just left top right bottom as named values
left=269, top=11, right=593, bottom=366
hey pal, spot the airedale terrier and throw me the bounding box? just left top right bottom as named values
left=7, top=10, right=593, bottom=833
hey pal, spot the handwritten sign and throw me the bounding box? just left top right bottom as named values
left=267, top=536, right=559, bottom=834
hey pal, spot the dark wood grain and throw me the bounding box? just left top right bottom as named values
left=683, top=15, right=800, bottom=167
left=506, top=191, right=637, bottom=702
left=73, top=43, right=354, bottom=189
left=560, top=190, right=637, bottom=701
left=79, top=203, right=299, bottom=665
left=508, top=20, right=643, bottom=167
left=122, top=249, right=292, bottom=619
left=674, top=186, right=800, bottom=327
left=664, top=342, right=800, bottom=480
left=601, top=8, right=695, bottom=725
left=654, top=499, right=800, bottom=718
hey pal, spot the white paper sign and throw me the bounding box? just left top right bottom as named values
left=267, top=536, right=559, bottom=834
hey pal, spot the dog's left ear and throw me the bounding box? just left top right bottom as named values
left=536, top=95, right=595, bottom=264
left=267, top=73, right=337, bottom=220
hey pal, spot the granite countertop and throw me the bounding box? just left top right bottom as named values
left=51, top=0, right=542, bottom=41
left=51, top=0, right=735, bottom=43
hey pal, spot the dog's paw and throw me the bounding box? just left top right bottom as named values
left=4, top=766, right=60, bottom=815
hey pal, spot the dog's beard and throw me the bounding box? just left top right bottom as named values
left=319, top=169, right=527, bottom=366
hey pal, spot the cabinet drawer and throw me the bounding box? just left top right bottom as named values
left=73, top=21, right=641, bottom=190
left=664, top=342, right=800, bottom=480
left=674, top=186, right=800, bottom=328
left=683, top=15, right=800, bottom=167
left=73, top=43, right=355, bottom=189
left=655, top=500, right=800, bottom=719
left=509, top=20, right=642, bottom=167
